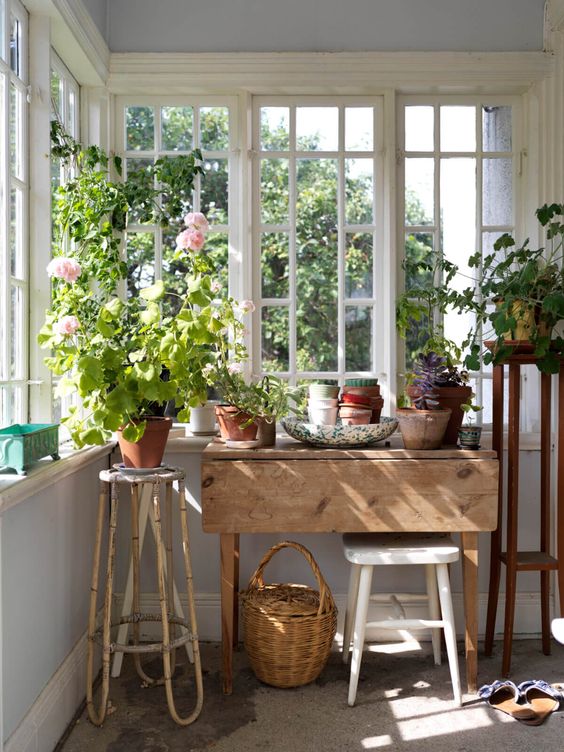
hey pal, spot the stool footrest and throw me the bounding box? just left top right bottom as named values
left=366, top=618, right=445, bottom=630
left=91, top=613, right=194, bottom=654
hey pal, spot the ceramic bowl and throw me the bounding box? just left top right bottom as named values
left=281, top=416, right=398, bottom=448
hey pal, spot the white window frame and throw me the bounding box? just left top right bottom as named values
left=398, top=94, right=523, bottom=428
left=251, top=95, right=391, bottom=395
left=1, top=0, right=28, bottom=428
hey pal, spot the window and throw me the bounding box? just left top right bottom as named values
left=0, top=0, right=28, bottom=427
left=252, top=97, right=388, bottom=392
left=399, top=97, right=518, bottom=425
left=115, top=98, right=236, bottom=314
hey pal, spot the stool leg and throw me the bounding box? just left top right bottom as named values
left=165, top=482, right=177, bottom=676
left=348, top=564, right=373, bottom=707
left=425, top=563, right=441, bottom=666
left=436, top=563, right=462, bottom=706
left=343, top=563, right=361, bottom=664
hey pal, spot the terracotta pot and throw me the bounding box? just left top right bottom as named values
left=117, top=416, right=173, bottom=468
left=215, top=405, right=258, bottom=441
left=339, top=405, right=372, bottom=425
left=341, top=392, right=372, bottom=407
left=396, top=407, right=451, bottom=450
left=407, top=385, right=471, bottom=446
left=342, top=385, right=381, bottom=398
left=256, top=417, right=276, bottom=447
left=370, top=397, right=384, bottom=424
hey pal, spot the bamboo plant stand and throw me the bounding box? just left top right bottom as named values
left=86, top=466, right=203, bottom=727
left=484, top=351, right=564, bottom=676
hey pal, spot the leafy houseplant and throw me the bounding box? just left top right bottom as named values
left=397, top=353, right=452, bottom=450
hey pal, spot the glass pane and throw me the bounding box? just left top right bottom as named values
left=405, top=158, right=434, bottom=226
left=482, top=106, right=512, bottom=152
left=10, top=187, right=23, bottom=278
left=161, top=106, right=193, bottom=151
left=440, top=106, right=476, bottom=151
left=201, top=157, right=228, bottom=225
left=9, top=13, right=20, bottom=76
left=68, top=90, right=77, bottom=137
left=200, top=107, right=229, bottom=151
left=126, top=158, right=154, bottom=224
left=126, top=106, right=154, bottom=151
left=203, top=232, right=229, bottom=296
left=0, top=1, right=5, bottom=64
left=261, top=107, right=289, bottom=151
left=346, top=307, right=372, bottom=371
left=483, top=158, right=512, bottom=226
left=296, top=159, right=338, bottom=371
left=345, top=233, right=373, bottom=298
left=50, top=69, right=62, bottom=121
left=482, top=230, right=509, bottom=269
left=11, top=285, right=23, bottom=378
left=126, top=232, right=154, bottom=299
left=405, top=106, right=434, bottom=152
left=0, top=387, right=6, bottom=427
left=405, top=312, right=430, bottom=372
left=262, top=307, right=289, bottom=372
left=345, top=108, right=373, bottom=151
left=261, top=158, right=288, bottom=224
left=12, top=385, right=22, bottom=423
left=10, top=82, right=22, bottom=178
left=345, top=159, right=373, bottom=224
left=261, top=232, right=289, bottom=298
left=296, top=107, right=338, bottom=151
left=405, top=232, right=434, bottom=288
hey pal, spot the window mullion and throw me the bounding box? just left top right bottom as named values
left=288, top=105, right=297, bottom=383
left=337, top=105, right=345, bottom=382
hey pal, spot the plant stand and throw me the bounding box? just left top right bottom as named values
left=484, top=350, right=564, bottom=675
left=86, top=466, right=203, bottom=727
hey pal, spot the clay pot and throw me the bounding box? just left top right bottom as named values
left=370, top=396, right=384, bottom=424
left=342, top=385, right=381, bottom=398
left=117, top=416, right=173, bottom=468
left=215, top=405, right=259, bottom=442
left=396, top=408, right=451, bottom=450
left=407, top=385, right=471, bottom=446
left=256, top=418, right=276, bottom=447
left=458, top=425, right=483, bottom=450
left=339, top=405, right=372, bottom=425
left=341, top=392, right=372, bottom=407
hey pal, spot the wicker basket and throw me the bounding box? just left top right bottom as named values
left=241, top=541, right=337, bottom=688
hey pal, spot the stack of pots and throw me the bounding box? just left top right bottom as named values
left=308, top=383, right=339, bottom=425
left=339, top=379, right=383, bottom=425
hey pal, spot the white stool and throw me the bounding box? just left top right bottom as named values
left=342, top=532, right=462, bottom=707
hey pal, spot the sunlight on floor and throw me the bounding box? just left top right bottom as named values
left=361, top=734, right=393, bottom=749
left=396, top=705, right=494, bottom=740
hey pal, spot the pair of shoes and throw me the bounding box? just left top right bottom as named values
left=479, top=679, right=562, bottom=725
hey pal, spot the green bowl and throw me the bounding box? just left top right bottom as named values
left=345, top=378, right=379, bottom=386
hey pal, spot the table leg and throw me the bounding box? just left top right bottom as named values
left=558, top=369, right=564, bottom=617
left=461, top=531, right=478, bottom=694
left=220, top=533, right=240, bottom=694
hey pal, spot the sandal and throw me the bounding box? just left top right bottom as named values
left=478, top=680, right=537, bottom=722
left=516, top=680, right=562, bottom=726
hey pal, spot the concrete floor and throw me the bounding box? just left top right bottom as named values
left=59, top=639, right=564, bottom=752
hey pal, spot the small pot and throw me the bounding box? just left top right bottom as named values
left=396, top=407, right=451, bottom=450
left=370, top=396, right=384, bottom=424
left=340, top=392, right=372, bottom=407
left=308, top=405, right=338, bottom=426
left=256, top=418, right=276, bottom=447
left=215, top=405, right=259, bottom=441
left=342, top=385, right=381, bottom=398
left=407, top=385, right=472, bottom=446
left=339, top=405, right=372, bottom=425
left=309, top=384, right=340, bottom=400
left=117, top=416, right=173, bottom=468
left=188, top=401, right=219, bottom=434
left=308, top=397, right=339, bottom=408
left=458, top=425, right=482, bottom=450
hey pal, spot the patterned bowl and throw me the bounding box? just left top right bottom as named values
left=281, top=416, right=398, bottom=448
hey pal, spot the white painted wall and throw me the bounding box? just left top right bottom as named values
left=106, top=0, right=546, bottom=53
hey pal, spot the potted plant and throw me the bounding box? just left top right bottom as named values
left=458, top=401, right=483, bottom=449
left=396, top=352, right=452, bottom=450
left=39, top=123, right=236, bottom=467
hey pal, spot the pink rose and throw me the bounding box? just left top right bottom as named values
left=47, top=257, right=82, bottom=283
left=184, top=212, right=209, bottom=231
left=238, top=299, right=256, bottom=314
left=227, top=363, right=242, bottom=375
left=55, top=315, right=80, bottom=336
left=176, top=228, right=206, bottom=252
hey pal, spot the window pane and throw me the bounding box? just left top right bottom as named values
left=345, top=233, right=372, bottom=298
left=10, top=187, right=23, bottom=278
left=405, top=313, right=430, bottom=372
left=126, top=232, right=155, bottom=298
left=405, top=232, right=434, bottom=288
left=346, top=307, right=372, bottom=371
left=161, top=106, right=193, bottom=151
left=482, top=106, right=512, bottom=152
left=50, top=69, right=62, bottom=121
left=0, top=1, right=5, bottom=64
left=296, top=107, right=338, bottom=151
left=201, top=157, right=228, bottom=224
left=440, top=106, right=476, bottom=151
left=405, top=158, right=434, bottom=226
left=262, top=306, right=289, bottom=372
left=10, top=82, right=23, bottom=178
left=9, top=13, right=20, bottom=75
left=261, top=106, right=289, bottom=151
left=204, top=232, right=229, bottom=295
left=405, top=106, right=434, bottom=152
left=200, top=107, right=229, bottom=151
left=11, top=285, right=23, bottom=378
left=68, top=90, right=77, bottom=137
left=345, top=108, right=373, bottom=151
left=345, top=159, right=373, bottom=224
left=261, top=158, right=288, bottom=224
left=261, top=232, right=289, bottom=298
left=483, top=158, right=512, bottom=226
left=126, top=106, right=154, bottom=151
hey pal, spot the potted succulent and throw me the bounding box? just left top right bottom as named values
left=397, top=353, right=452, bottom=450
left=458, top=401, right=483, bottom=450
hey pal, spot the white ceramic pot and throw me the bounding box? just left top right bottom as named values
left=188, top=401, right=219, bottom=435
left=308, top=405, right=338, bottom=426
left=308, top=397, right=339, bottom=408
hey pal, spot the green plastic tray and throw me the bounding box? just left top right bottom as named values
left=0, top=424, right=60, bottom=475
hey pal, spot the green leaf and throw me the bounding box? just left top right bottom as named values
left=79, top=428, right=106, bottom=445
left=140, top=280, right=165, bottom=301
left=140, top=302, right=161, bottom=325
left=122, top=421, right=145, bottom=442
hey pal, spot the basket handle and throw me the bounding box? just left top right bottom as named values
left=246, top=540, right=335, bottom=617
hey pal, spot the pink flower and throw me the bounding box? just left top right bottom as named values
left=176, top=228, right=206, bottom=252
left=211, top=280, right=222, bottom=294
left=55, top=315, right=80, bottom=336
left=184, top=212, right=209, bottom=231
left=47, top=257, right=82, bottom=283
left=238, top=299, right=256, bottom=314
left=227, top=363, right=242, bottom=375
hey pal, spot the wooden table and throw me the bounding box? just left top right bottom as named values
left=201, top=435, right=498, bottom=695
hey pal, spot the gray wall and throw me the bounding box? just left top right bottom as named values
left=105, top=0, right=545, bottom=53
left=81, top=0, right=107, bottom=39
